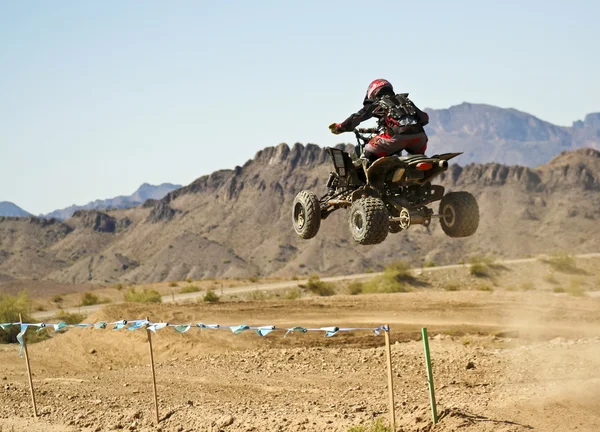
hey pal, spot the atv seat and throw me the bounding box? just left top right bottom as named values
left=396, top=154, right=430, bottom=163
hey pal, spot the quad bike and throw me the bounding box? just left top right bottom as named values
left=292, top=128, right=479, bottom=245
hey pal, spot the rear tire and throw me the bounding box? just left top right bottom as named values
left=348, top=198, right=389, bottom=245
left=292, top=191, right=321, bottom=239
left=439, top=191, right=479, bottom=238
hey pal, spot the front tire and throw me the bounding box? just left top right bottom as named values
left=292, top=191, right=321, bottom=239
left=439, top=191, right=479, bottom=238
left=348, top=198, right=389, bottom=245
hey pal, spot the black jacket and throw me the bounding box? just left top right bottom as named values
left=338, top=95, right=429, bottom=134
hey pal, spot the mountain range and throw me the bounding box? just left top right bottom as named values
left=1, top=102, right=600, bottom=288
left=0, top=144, right=599, bottom=287
left=423, top=103, right=600, bottom=167
left=0, top=202, right=32, bottom=218
left=0, top=183, right=181, bottom=220
left=42, top=182, right=181, bottom=220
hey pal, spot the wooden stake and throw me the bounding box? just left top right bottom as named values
left=146, top=317, right=160, bottom=424
left=384, top=325, right=396, bottom=431
left=421, top=328, right=438, bottom=424
left=19, top=313, right=38, bottom=418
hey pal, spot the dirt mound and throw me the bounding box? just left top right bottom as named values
left=1, top=290, right=599, bottom=431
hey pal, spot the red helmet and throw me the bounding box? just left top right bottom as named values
left=366, top=79, right=394, bottom=100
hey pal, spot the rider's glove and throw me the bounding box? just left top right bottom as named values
left=328, top=123, right=342, bottom=135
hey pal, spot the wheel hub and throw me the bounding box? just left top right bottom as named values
left=294, top=204, right=305, bottom=229
left=353, top=213, right=364, bottom=233
left=442, top=204, right=456, bottom=228
left=399, top=208, right=411, bottom=229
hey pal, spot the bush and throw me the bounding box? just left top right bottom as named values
left=180, top=285, right=201, bottom=294
left=468, top=255, right=494, bottom=277
left=124, top=288, right=162, bottom=303
left=0, top=291, right=32, bottom=344
left=204, top=290, right=220, bottom=303
left=248, top=276, right=260, bottom=283
left=567, top=279, right=586, bottom=297
left=348, top=282, right=364, bottom=295
left=475, top=284, right=493, bottom=292
left=80, top=292, right=100, bottom=306
left=52, top=294, right=64, bottom=304
left=520, top=282, right=535, bottom=291
left=284, top=288, right=300, bottom=300
left=114, top=283, right=124, bottom=291
left=169, top=281, right=179, bottom=288
left=53, top=310, right=85, bottom=325
left=362, top=261, right=414, bottom=294
left=544, top=273, right=559, bottom=285
left=541, top=252, right=577, bottom=273
left=553, top=287, right=566, bottom=293
left=306, top=275, right=335, bottom=296
left=185, top=278, right=193, bottom=284
left=444, top=283, right=461, bottom=291
left=248, top=290, right=271, bottom=301
left=423, top=260, right=436, bottom=268
left=469, top=263, right=489, bottom=277
left=348, top=419, right=392, bottom=432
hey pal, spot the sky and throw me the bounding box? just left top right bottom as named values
left=1, top=0, right=598, bottom=215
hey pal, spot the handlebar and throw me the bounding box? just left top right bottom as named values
left=353, top=127, right=378, bottom=148
left=355, top=128, right=378, bottom=134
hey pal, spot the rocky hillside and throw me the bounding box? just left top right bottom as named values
left=43, top=182, right=182, bottom=220
left=425, top=103, right=600, bottom=166
left=1, top=144, right=599, bottom=287
left=0, top=202, right=32, bottom=217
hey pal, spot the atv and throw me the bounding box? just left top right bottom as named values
left=292, top=128, right=479, bottom=245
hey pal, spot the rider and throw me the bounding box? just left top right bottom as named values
left=329, top=79, right=430, bottom=161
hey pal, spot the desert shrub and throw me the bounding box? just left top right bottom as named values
left=423, top=260, right=436, bottom=268
left=124, top=288, right=162, bottom=303
left=291, top=275, right=299, bottom=281
left=306, top=275, right=335, bottom=296
left=541, top=251, right=577, bottom=273
left=348, top=282, right=364, bottom=295
left=348, top=418, right=392, bottom=432
left=0, top=291, right=32, bottom=344
left=113, top=283, right=124, bottom=291
left=468, top=255, right=496, bottom=277
left=168, top=281, right=179, bottom=288
left=204, top=290, right=220, bottom=303
left=363, top=261, right=414, bottom=294
left=475, top=284, right=493, bottom=292
left=469, top=263, right=489, bottom=277
left=248, top=276, right=260, bottom=283
left=567, top=279, right=586, bottom=297
left=247, top=290, right=270, bottom=301
left=544, top=273, right=559, bottom=285
left=51, top=294, right=64, bottom=304
left=444, top=283, right=461, bottom=291
left=185, top=278, right=193, bottom=283
left=553, top=287, right=566, bottom=293
left=180, top=285, right=201, bottom=294
left=53, top=310, right=85, bottom=325
left=520, top=282, right=535, bottom=291
left=284, top=288, right=300, bottom=300
left=80, top=292, right=100, bottom=306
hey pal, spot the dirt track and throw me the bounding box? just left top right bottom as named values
left=30, top=252, right=600, bottom=320
left=2, top=287, right=600, bottom=432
